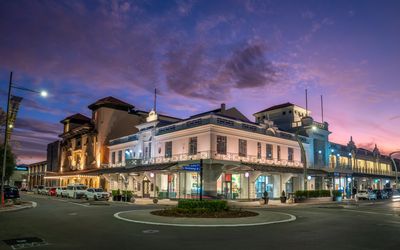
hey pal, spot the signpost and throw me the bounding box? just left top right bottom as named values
left=182, top=163, right=200, bottom=172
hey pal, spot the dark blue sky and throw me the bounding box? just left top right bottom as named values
left=1, top=0, right=399, bottom=163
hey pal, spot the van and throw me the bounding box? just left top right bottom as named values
left=66, top=184, right=87, bottom=199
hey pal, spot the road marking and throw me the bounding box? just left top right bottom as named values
left=142, top=229, right=159, bottom=234
left=69, top=202, right=90, bottom=207
left=68, top=212, right=77, bottom=216
left=113, top=210, right=296, bottom=227
left=342, top=209, right=399, bottom=217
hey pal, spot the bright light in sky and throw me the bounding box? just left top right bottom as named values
left=40, top=90, right=48, bottom=97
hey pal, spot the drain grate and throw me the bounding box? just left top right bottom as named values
left=3, top=237, right=48, bottom=249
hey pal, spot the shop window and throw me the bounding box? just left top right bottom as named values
left=189, top=137, right=197, bottom=155
left=288, top=147, right=294, bottom=161
left=165, top=141, right=172, bottom=158
left=266, top=144, right=273, bottom=159
left=239, top=139, right=247, bottom=157
left=257, top=142, right=261, bottom=159
left=217, top=135, right=227, bottom=155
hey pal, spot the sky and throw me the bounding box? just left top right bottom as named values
left=0, top=0, right=399, bottom=164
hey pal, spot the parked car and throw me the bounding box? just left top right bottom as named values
left=85, top=188, right=109, bottom=201
left=48, top=187, right=57, bottom=196
left=60, top=188, right=69, bottom=198
left=372, top=190, right=388, bottom=199
left=34, top=185, right=45, bottom=194
left=56, top=187, right=67, bottom=197
left=1, top=185, right=20, bottom=199
left=356, top=190, right=377, bottom=200
left=40, top=187, right=50, bottom=195
left=392, top=189, right=400, bottom=202
left=66, top=184, right=87, bottom=199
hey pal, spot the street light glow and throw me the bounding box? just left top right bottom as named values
left=40, top=90, right=48, bottom=97
left=312, top=126, right=317, bottom=131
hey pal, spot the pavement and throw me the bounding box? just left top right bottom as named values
left=0, top=193, right=399, bottom=250
left=0, top=200, right=36, bottom=213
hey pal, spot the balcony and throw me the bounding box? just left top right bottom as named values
left=124, top=150, right=303, bottom=168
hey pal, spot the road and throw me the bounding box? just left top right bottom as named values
left=0, top=194, right=399, bottom=250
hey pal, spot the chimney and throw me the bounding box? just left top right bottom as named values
left=221, top=103, right=226, bottom=112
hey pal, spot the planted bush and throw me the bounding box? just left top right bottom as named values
left=332, top=190, right=342, bottom=197
left=295, top=190, right=331, bottom=198
left=177, top=200, right=228, bottom=212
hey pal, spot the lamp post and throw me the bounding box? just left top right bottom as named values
left=389, top=151, right=400, bottom=189
left=1, top=72, right=48, bottom=206
left=245, top=172, right=250, bottom=200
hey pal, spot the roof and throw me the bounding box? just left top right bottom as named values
left=189, top=107, right=251, bottom=123
left=253, top=102, right=295, bottom=115
left=60, top=113, right=91, bottom=124
left=88, top=96, right=134, bottom=111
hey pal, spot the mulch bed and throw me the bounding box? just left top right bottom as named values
left=151, top=209, right=259, bottom=218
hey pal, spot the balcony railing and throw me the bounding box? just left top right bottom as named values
left=120, top=151, right=303, bottom=168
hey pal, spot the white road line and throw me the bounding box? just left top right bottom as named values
left=69, top=202, right=90, bottom=207
left=342, top=209, right=399, bottom=217
left=28, top=195, right=92, bottom=207
left=113, top=210, right=296, bottom=227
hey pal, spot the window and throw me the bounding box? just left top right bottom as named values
left=257, top=142, right=261, bottom=159
left=282, top=111, right=286, bottom=115
left=288, top=147, right=294, bottom=161
left=217, top=136, right=227, bottom=155
left=189, top=137, right=197, bottom=155
left=266, top=144, right=273, bottom=159
left=277, top=146, right=281, bottom=160
left=118, top=150, right=122, bottom=163
left=165, top=141, right=172, bottom=158
left=76, top=138, right=81, bottom=149
left=111, top=152, right=116, bottom=164
left=125, top=149, right=132, bottom=160
left=239, top=139, right=247, bottom=157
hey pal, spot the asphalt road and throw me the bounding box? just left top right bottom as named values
left=0, top=194, right=399, bottom=250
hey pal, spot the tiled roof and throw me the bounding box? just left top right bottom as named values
left=60, top=113, right=91, bottom=124
left=88, top=96, right=134, bottom=111
left=253, top=102, right=294, bottom=115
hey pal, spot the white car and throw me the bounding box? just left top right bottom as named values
left=56, top=187, right=67, bottom=197
left=40, top=187, right=50, bottom=195
left=356, top=190, right=377, bottom=200
left=60, top=188, right=69, bottom=198
left=66, top=184, right=87, bottom=199
left=85, top=188, right=109, bottom=201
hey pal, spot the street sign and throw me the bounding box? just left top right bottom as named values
left=182, top=163, right=200, bottom=171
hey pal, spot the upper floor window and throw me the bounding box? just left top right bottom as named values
left=118, top=150, right=122, bottom=163
left=165, top=141, right=172, bottom=158
left=76, top=138, right=81, bottom=149
left=288, top=147, right=294, bottom=161
left=257, top=142, right=261, bottom=159
left=111, top=152, right=116, bottom=164
left=189, top=137, right=197, bottom=155
left=217, top=135, right=227, bottom=155
left=277, top=146, right=281, bottom=160
left=266, top=144, right=273, bottom=159
left=239, top=139, right=247, bottom=157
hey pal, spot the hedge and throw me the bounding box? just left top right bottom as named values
left=332, top=190, right=342, bottom=197
left=295, top=190, right=331, bottom=198
left=177, top=200, right=228, bottom=212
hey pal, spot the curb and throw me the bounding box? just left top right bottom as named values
left=0, top=201, right=36, bottom=213
left=113, top=209, right=296, bottom=227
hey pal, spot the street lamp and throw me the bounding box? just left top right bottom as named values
left=1, top=72, right=48, bottom=206
left=245, top=172, right=250, bottom=200
left=389, top=151, right=400, bottom=189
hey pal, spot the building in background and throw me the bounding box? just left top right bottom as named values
left=27, top=161, right=47, bottom=190
left=8, top=164, right=28, bottom=189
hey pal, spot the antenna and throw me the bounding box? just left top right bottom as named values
left=305, top=89, right=308, bottom=116
left=320, top=95, right=324, bottom=123
left=153, top=88, right=157, bottom=112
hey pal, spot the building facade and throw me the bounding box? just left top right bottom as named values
left=27, top=161, right=47, bottom=189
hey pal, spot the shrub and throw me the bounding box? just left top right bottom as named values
left=177, top=200, right=228, bottom=212
left=295, top=190, right=331, bottom=198
left=332, top=190, right=342, bottom=197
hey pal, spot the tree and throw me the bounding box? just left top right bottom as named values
left=0, top=144, right=16, bottom=182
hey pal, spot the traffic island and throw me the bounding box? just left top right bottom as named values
left=114, top=200, right=296, bottom=227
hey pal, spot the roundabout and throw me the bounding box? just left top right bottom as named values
left=114, top=209, right=296, bottom=227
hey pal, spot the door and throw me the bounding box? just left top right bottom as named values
left=143, top=181, right=150, bottom=198
left=223, top=182, right=232, bottom=199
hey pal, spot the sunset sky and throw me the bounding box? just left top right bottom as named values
left=0, top=0, right=399, bottom=164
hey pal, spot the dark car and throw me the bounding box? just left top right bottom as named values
left=1, top=185, right=20, bottom=199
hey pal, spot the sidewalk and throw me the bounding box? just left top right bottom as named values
left=0, top=201, right=36, bottom=213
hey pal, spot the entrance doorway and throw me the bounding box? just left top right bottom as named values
left=143, top=179, right=151, bottom=198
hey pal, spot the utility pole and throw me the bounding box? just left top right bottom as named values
left=1, top=72, right=12, bottom=206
